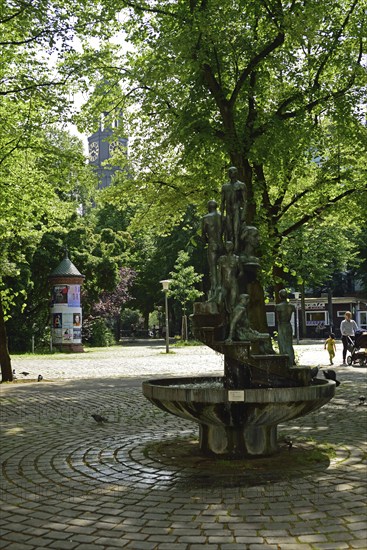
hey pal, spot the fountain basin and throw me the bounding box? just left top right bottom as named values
left=142, top=376, right=335, bottom=458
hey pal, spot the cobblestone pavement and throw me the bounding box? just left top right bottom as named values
left=7, top=339, right=364, bottom=382
left=1, top=343, right=366, bottom=549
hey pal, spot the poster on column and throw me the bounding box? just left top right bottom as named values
left=53, top=313, right=62, bottom=328
left=53, top=286, right=69, bottom=304
left=68, top=285, right=80, bottom=307
left=62, top=328, right=73, bottom=342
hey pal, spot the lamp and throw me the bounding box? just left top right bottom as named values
left=294, top=292, right=300, bottom=345
left=160, top=279, right=172, bottom=353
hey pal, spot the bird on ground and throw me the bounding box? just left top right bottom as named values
left=12, top=369, right=16, bottom=375
left=284, top=436, right=293, bottom=450
left=91, top=414, right=108, bottom=423
left=37, top=374, right=43, bottom=382
left=21, top=371, right=29, bottom=376
left=323, top=369, right=340, bottom=387
left=358, top=396, right=366, bottom=406
left=310, top=367, right=319, bottom=379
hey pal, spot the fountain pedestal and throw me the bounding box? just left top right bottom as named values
left=143, top=187, right=336, bottom=458
left=142, top=377, right=336, bottom=458
left=200, top=424, right=278, bottom=457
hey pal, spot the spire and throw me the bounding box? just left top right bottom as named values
left=50, top=250, right=85, bottom=279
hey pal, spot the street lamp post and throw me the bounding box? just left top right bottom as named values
left=160, top=279, right=172, bottom=353
left=294, top=292, right=300, bottom=345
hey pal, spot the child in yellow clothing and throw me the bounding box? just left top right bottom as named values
left=324, top=333, right=337, bottom=365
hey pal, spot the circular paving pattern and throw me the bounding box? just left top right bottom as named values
left=1, top=373, right=367, bottom=549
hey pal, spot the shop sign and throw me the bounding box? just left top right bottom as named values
left=305, top=302, right=325, bottom=310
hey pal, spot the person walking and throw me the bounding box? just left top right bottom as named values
left=324, top=333, right=337, bottom=365
left=340, top=311, right=358, bottom=365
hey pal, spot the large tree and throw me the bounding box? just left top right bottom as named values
left=0, top=128, right=96, bottom=378
left=86, top=0, right=366, bottom=294
left=0, top=0, right=120, bottom=378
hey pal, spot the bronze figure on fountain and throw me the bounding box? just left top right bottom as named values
left=194, top=166, right=304, bottom=387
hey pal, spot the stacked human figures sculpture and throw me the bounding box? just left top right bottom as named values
left=275, top=289, right=296, bottom=367
left=201, top=200, right=223, bottom=299
left=240, top=225, right=260, bottom=267
left=202, top=167, right=266, bottom=342
left=217, top=241, right=241, bottom=319
left=221, top=166, right=247, bottom=254
left=197, top=165, right=302, bottom=383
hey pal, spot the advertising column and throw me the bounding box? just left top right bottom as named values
left=49, top=251, right=85, bottom=352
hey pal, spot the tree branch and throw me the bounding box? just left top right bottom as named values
left=121, top=0, right=178, bottom=18
left=281, top=188, right=357, bottom=237
left=276, top=188, right=310, bottom=220
left=313, top=0, right=359, bottom=88
left=229, top=30, right=285, bottom=108
left=0, top=28, right=49, bottom=46
left=0, top=7, right=27, bottom=25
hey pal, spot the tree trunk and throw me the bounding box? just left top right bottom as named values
left=115, top=315, right=121, bottom=342
left=247, top=280, right=270, bottom=333
left=0, top=293, right=13, bottom=382
left=143, top=310, right=149, bottom=329
left=272, top=264, right=289, bottom=303
left=181, top=314, right=188, bottom=341
left=301, top=283, right=307, bottom=338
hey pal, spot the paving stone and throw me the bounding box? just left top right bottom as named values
left=298, top=534, right=328, bottom=542
left=48, top=541, right=79, bottom=549
left=349, top=541, right=367, bottom=548
left=235, top=536, right=264, bottom=544
left=316, top=544, right=350, bottom=550
left=122, top=542, right=158, bottom=549
left=147, top=535, right=177, bottom=543
left=1, top=344, right=366, bottom=550
left=1, top=533, right=33, bottom=544
left=156, top=545, right=188, bottom=550
left=207, top=535, right=236, bottom=543
left=177, top=535, right=207, bottom=543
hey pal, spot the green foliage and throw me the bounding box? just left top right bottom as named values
left=83, top=317, right=115, bottom=347
left=81, top=0, right=366, bottom=293
left=168, top=251, right=203, bottom=314
left=279, top=215, right=361, bottom=290
left=120, top=308, right=142, bottom=331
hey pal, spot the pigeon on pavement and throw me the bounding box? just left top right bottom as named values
left=21, top=372, right=30, bottom=376
left=323, top=369, right=340, bottom=386
left=37, top=374, right=43, bottom=382
left=284, top=436, right=293, bottom=450
left=91, top=414, right=108, bottom=423
left=358, top=396, right=366, bottom=406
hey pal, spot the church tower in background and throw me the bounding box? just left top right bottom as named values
left=87, top=114, right=128, bottom=189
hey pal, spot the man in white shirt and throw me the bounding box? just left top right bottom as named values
left=340, top=311, right=359, bottom=365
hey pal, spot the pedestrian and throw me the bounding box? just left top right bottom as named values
left=340, top=311, right=358, bottom=365
left=324, top=332, right=336, bottom=365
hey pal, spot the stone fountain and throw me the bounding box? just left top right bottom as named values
left=143, top=167, right=335, bottom=458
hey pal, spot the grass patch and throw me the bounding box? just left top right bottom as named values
left=172, top=339, right=204, bottom=347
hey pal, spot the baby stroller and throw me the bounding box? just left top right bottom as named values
left=346, top=330, right=367, bottom=367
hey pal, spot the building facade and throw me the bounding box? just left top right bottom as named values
left=266, top=296, right=367, bottom=339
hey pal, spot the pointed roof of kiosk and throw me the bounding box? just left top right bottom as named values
left=50, top=249, right=85, bottom=278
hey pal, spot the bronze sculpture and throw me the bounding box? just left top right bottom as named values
left=201, top=200, right=222, bottom=298
left=221, top=166, right=247, bottom=254
left=275, top=289, right=296, bottom=366
left=217, top=241, right=242, bottom=318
